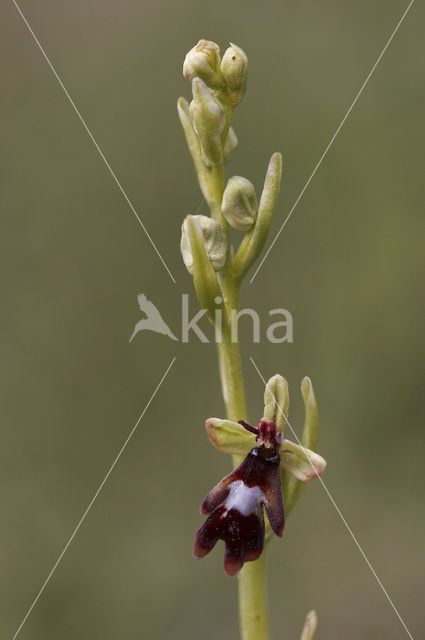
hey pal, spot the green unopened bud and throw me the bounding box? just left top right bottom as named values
left=206, top=418, right=254, bottom=456
left=183, top=39, right=224, bottom=89
left=190, top=78, right=226, bottom=166
left=220, top=43, right=248, bottom=106
left=223, top=127, right=238, bottom=164
left=300, top=611, right=318, bottom=640
left=181, top=215, right=227, bottom=275
left=263, top=374, right=289, bottom=435
left=221, top=176, right=258, bottom=232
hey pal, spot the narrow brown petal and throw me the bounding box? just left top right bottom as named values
left=200, top=473, right=235, bottom=515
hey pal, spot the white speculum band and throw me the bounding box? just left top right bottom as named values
left=223, top=480, right=266, bottom=516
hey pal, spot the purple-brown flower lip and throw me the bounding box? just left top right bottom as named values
left=193, top=440, right=284, bottom=577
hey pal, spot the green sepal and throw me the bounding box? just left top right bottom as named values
left=263, top=374, right=289, bottom=435
left=205, top=418, right=254, bottom=456
left=280, top=439, right=326, bottom=481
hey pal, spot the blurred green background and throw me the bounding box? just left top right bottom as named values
left=1, top=0, right=424, bottom=638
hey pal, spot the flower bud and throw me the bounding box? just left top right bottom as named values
left=190, top=78, right=226, bottom=166
left=223, top=127, right=238, bottom=164
left=181, top=215, right=227, bottom=275
left=220, top=43, right=248, bottom=106
left=183, top=39, right=224, bottom=89
left=221, top=176, right=258, bottom=232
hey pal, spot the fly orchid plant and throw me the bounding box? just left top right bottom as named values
left=178, top=39, right=327, bottom=640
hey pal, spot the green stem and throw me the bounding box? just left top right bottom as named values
left=206, top=162, right=270, bottom=640
left=204, top=164, right=226, bottom=223
left=217, top=331, right=270, bottom=640
left=216, top=331, right=246, bottom=425
left=238, top=553, right=270, bottom=640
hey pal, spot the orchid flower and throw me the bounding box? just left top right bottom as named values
left=194, top=375, right=327, bottom=576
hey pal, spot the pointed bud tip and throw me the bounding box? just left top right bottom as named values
left=269, top=373, right=285, bottom=385
left=177, top=96, right=188, bottom=108
left=300, top=376, right=318, bottom=428
left=191, top=76, right=204, bottom=91
left=301, top=375, right=312, bottom=390
left=269, top=151, right=283, bottom=172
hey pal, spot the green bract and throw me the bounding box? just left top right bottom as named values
left=181, top=214, right=227, bottom=275
left=190, top=78, right=226, bottom=166
left=180, top=215, right=226, bottom=320
left=233, top=152, right=283, bottom=282
left=223, top=127, right=238, bottom=163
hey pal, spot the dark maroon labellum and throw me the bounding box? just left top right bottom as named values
left=193, top=442, right=285, bottom=577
